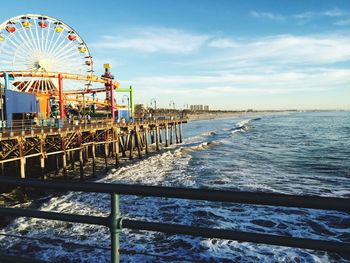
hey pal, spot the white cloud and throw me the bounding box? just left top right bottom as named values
left=197, top=34, right=350, bottom=69
left=91, top=27, right=208, bottom=53
left=250, top=10, right=284, bottom=20
left=121, top=69, right=349, bottom=96
left=323, top=8, right=346, bottom=17
left=208, top=38, right=239, bottom=48
left=335, top=18, right=350, bottom=26
left=250, top=8, right=349, bottom=22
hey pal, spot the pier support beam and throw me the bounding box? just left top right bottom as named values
left=79, top=149, right=84, bottom=181
left=92, top=144, right=96, bottom=177
left=144, top=127, right=149, bottom=155
left=175, top=123, right=179, bottom=144
left=150, top=128, right=155, bottom=144
left=179, top=123, right=183, bottom=143
left=129, top=131, right=134, bottom=160
left=170, top=125, right=173, bottom=145
left=104, top=143, right=109, bottom=172
left=165, top=125, right=169, bottom=147
left=135, top=130, right=142, bottom=159
left=115, top=138, right=119, bottom=166
left=20, top=158, right=26, bottom=179
left=40, top=157, right=46, bottom=180
left=62, top=153, right=67, bottom=180
left=155, top=126, right=160, bottom=151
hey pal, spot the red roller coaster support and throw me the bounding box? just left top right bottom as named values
left=110, top=80, right=115, bottom=122
left=58, top=73, right=65, bottom=119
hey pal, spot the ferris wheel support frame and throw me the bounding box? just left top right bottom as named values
left=0, top=70, right=120, bottom=121
left=58, top=73, right=64, bottom=119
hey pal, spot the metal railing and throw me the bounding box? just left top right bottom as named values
left=0, top=177, right=349, bottom=262
left=0, top=116, right=186, bottom=134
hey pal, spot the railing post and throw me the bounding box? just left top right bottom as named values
left=110, top=193, right=121, bottom=263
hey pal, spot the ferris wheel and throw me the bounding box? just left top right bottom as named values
left=0, top=14, right=93, bottom=94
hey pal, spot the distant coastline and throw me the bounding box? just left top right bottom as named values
left=186, top=109, right=348, bottom=122
left=187, top=110, right=287, bottom=121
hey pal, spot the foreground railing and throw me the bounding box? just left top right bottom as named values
left=0, top=177, right=349, bottom=262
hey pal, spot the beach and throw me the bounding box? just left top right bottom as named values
left=187, top=111, right=284, bottom=121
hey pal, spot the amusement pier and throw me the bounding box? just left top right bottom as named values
left=0, top=13, right=349, bottom=263
left=0, top=14, right=186, bottom=181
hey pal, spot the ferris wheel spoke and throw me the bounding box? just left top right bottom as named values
left=52, top=40, right=78, bottom=58
left=28, top=25, right=40, bottom=51
left=46, top=29, right=64, bottom=55
left=11, top=28, right=35, bottom=54
left=13, top=57, right=30, bottom=68
left=34, top=23, right=43, bottom=52
left=3, top=36, right=30, bottom=59
left=41, top=24, right=45, bottom=54
left=19, top=24, right=38, bottom=52
left=16, top=24, right=37, bottom=52
left=54, top=47, right=81, bottom=62
left=43, top=79, right=49, bottom=93
left=14, top=78, right=30, bottom=92
left=51, top=40, right=75, bottom=59
left=46, top=27, right=57, bottom=55
left=48, top=30, right=68, bottom=56
left=43, top=23, right=52, bottom=53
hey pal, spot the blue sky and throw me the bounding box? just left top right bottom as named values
left=1, top=0, right=350, bottom=110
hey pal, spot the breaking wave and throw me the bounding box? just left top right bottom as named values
left=1, top=113, right=349, bottom=262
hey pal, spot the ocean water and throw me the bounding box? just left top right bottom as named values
left=0, top=111, right=349, bottom=262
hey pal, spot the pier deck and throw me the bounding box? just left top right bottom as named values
left=0, top=118, right=187, bottom=180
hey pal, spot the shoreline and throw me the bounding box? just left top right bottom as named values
left=186, top=111, right=284, bottom=122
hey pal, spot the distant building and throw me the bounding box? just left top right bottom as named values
left=190, top=105, right=209, bottom=112
left=190, top=105, right=203, bottom=111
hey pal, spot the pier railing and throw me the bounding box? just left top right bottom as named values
left=0, top=177, right=349, bottom=262
left=3, top=116, right=186, bottom=133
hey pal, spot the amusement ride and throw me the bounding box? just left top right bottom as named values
left=0, top=14, right=133, bottom=126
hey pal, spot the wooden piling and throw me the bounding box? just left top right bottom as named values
left=135, top=130, right=142, bottom=159
left=129, top=131, right=134, bottom=160
left=179, top=123, right=183, bottom=143
left=170, top=124, right=173, bottom=145
left=104, top=143, right=109, bottom=171
left=144, top=127, right=149, bottom=155
left=175, top=123, right=179, bottom=144
left=151, top=128, right=155, bottom=144
left=20, top=158, right=25, bottom=179
left=92, top=144, right=96, bottom=177
left=62, top=153, right=67, bottom=179
left=165, top=125, right=169, bottom=147
left=79, top=149, right=84, bottom=181
left=155, top=126, right=160, bottom=151
left=40, top=157, right=46, bottom=180
left=159, top=128, right=162, bottom=144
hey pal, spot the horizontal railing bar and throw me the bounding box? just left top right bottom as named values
left=0, top=207, right=109, bottom=226
left=0, top=177, right=349, bottom=212
left=122, top=219, right=350, bottom=254
left=1, top=206, right=349, bottom=254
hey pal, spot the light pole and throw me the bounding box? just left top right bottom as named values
left=150, top=98, right=157, bottom=110
left=169, top=100, right=175, bottom=110
left=122, top=95, right=130, bottom=119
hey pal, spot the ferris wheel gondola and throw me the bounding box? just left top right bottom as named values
left=0, top=14, right=93, bottom=94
